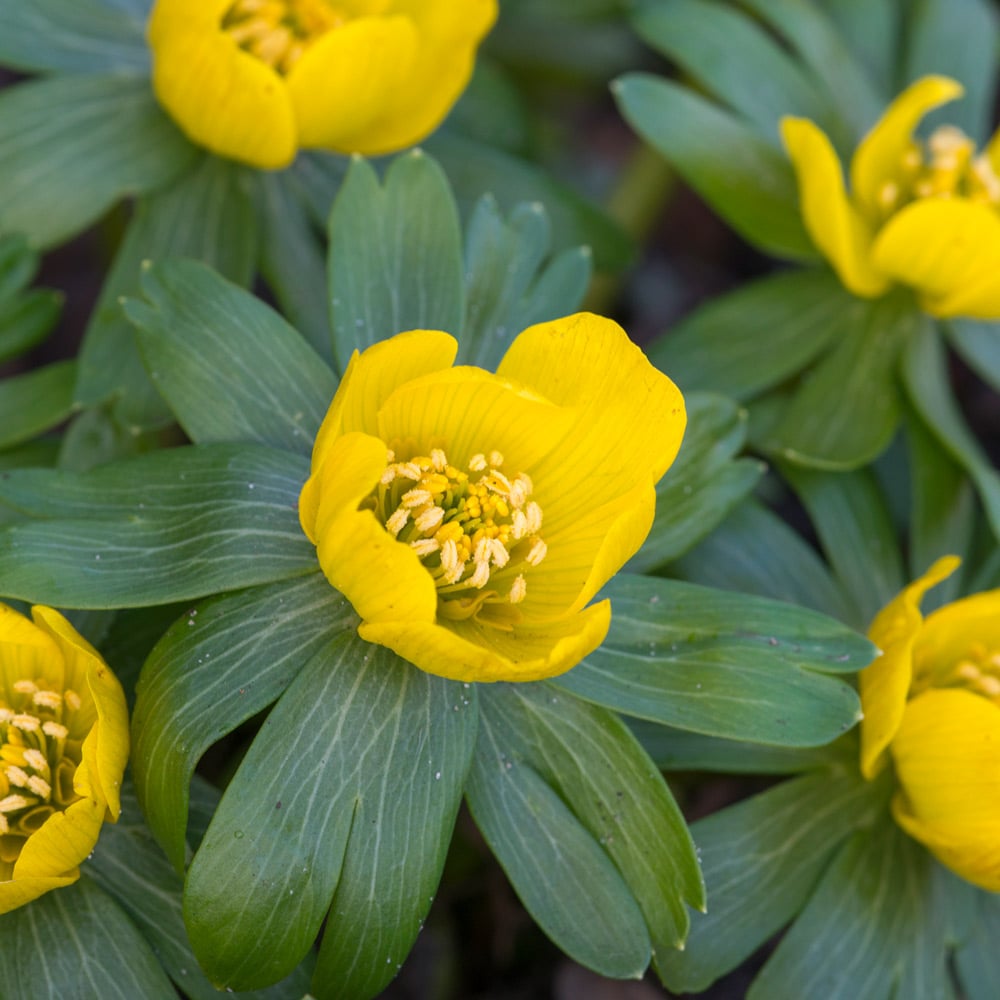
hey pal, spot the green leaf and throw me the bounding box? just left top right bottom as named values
left=0, top=288, right=62, bottom=363
left=902, top=319, right=1000, bottom=541
left=671, top=499, right=856, bottom=622
left=0, top=0, right=150, bottom=74
left=761, top=291, right=919, bottom=469
left=126, top=259, right=336, bottom=453
left=658, top=770, right=882, bottom=993
left=649, top=269, right=852, bottom=402
left=631, top=0, right=845, bottom=148
left=0, top=876, right=177, bottom=999
left=613, top=73, right=815, bottom=259
left=467, top=682, right=703, bottom=978
left=0, top=75, right=196, bottom=249
left=947, top=318, right=1000, bottom=395
left=0, top=360, right=77, bottom=449
left=956, top=891, right=1000, bottom=999
left=132, top=575, right=355, bottom=870
left=328, top=152, right=465, bottom=373
left=628, top=392, right=763, bottom=571
left=76, top=153, right=258, bottom=433
left=557, top=574, right=868, bottom=746
left=0, top=443, right=315, bottom=607
left=904, top=0, right=999, bottom=143
left=89, top=783, right=315, bottom=1000
left=445, top=58, right=531, bottom=154
left=459, top=195, right=591, bottom=370
left=819, top=0, right=899, bottom=97
left=782, top=465, right=904, bottom=629
left=738, top=0, right=884, bottom=142
left=184, top=636, right=476, bottom=998
left=425, top=131, right=633, bottom=272
left=749, top=821, right=938, bottom=1000
left=254, top=168, right=333, bottom=362
left=630, top=719, right=844, bottom=774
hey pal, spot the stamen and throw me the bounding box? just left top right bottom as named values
left=6, top=767, right=29, bottom=788
left=32, top=690, right=62, bottom=710
left=26, top=776, right=51, bottom=800
left=386, top=508, right=410, bottom=537
left=468, top=454, right=487, bottom=472
left=0, top=794, right=30, bottom=813
left=402, top=489, right=433, bottom=509
left=22, top=750, right=47, bottom=773
left=42, top=722, right=68, bottom=740
left=415, top=506, right=445, bottom=533
left=11, top=715, right=40, bottom=733
left=489, top=451, right=504, bottom=468
left=526, top=539, right=548, bottom=566
left=64, top=690, right=82, bottom=712
left=509, top=575, right=527, bottom=604
left=13, top=680, right=38, bottom=695
left=410, top=538, right=440, bottom=557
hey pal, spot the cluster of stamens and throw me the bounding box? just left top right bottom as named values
left=877, top=125, right=1000, bottom=216
left=0, top=680, right=82, bottom=862
left=913, top=641, right=1000, bottom=703
left=222, top=0, right=343, bottom=74
left=373, top=447, right=546, bottom=621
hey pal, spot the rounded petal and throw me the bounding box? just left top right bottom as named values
left=360, top=599, right=611, bottom=683
left=13, top=795, right=104, bottom=881
left=375, top=367, right=575, bottom=471
left=891, top=688, right=1000, bottom=890
left=332, top=0, right=498, bottom=154
left=871, top=198, right=1000, bottom=319
left=286, top=17, right=419, bottom=152
left=851, top=76, right=964, bottom=218
left=147, top=0, right=231, bottom=42
left=780, top=117, right=890, bottom=298
left=309, top=431, right=437, bottom=624
left=31, top=607, right=129, bottom=819
left=860, top=555, right=959, bottom=779
left=150, top=27, right=297, bottom=169
left=0, top=871, right=78, bottom=916
left=496, top=313, right=686, bottom=528
left=914, top=587, right=1000, bottom=686
left=520, top=479, right=656, bottom=620
left=0, top=604, right=64, bottom=695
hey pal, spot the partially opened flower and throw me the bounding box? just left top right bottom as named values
left=148, top=0, right=498, bottom=169
left=861, top=556, right=1000, bottom=890
left=0, top=605, right=129, bottom=914
left=782, top=75, right=1000, bottom=319
left=299, top=313, right=686, bottom=683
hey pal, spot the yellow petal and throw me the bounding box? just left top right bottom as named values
left=0, top=604, right=64, bottom=694
left=851, top=75, right=965, bottom=219
left=360, top=599, right=611, bottom=683
left=913, top=586, right=1000, bottom=687
left=496, top=313, right=686, bottom=528
left=375, top=367, right=575, bottom=472
left=13, top=796, right=104, bottom=880
left=871, top=198, right=1000, bottom=319
left=890, top=688, right=1000, bottom=890
left=333, top=0, right=499, bottom=154
left=780, top=117, right=890, bottom=297
left=286, top=17, right=419, bottom=152
left=0, top=872, right=79, bottom=916
left=300, top=330, right=458, bottom=540
left=147, top=0, right=231, bottom=45
left=520, top=479, right=656, bottom=620
left=150, top=27, right=297, bottom=169
left=31, top=607, right=129, bottom=819
left=859, top=555, right=960, bottom=779
left=309, top=431, right=438, bottom=624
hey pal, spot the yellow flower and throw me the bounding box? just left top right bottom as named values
left=781, top=76, right=1000, bottom=319
left=147, top=0, right=498, bottom=169
left=860, top=556, right=1000, bottom=890
left=0, top=605, right=129, bottom=914
left=299, top=313, right=686, bottom=683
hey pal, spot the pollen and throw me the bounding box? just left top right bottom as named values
left=372, top=446, right=547, bottom=622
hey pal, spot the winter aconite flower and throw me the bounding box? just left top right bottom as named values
left=0, top=605, right=128, bottom=914
left=782, top=75, right=1000, bottom=319
left=299, top=314, right=686, bottom=683
left=147, top=0, right=498, bottom=169
left=861, top=556, right=1000, bottom=890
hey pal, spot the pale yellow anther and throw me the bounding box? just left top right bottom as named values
left=0, top=709, right=12, bottom=724
left=11, top=715, right=40, bottom=733
left=386, top=507, right=410, bottom=537
left=64, top=690, right=82, bottom=712
left=13, top=680, right=38, bottom=695
left=42, top=721, right=68, bottom=740
left=511, top=510, right=528, bottom=540
left=380, top=467, right=397, bottom=486
left=430, top=449, right=448, bottom=471
left=526, top=538, right=548, bottom=566
left=26, top=776, right=51, bottom=800
left=0, top=814, right=8, bottom=834
left=415, top=506, right=445, bottom=533
left=525, top=502, right=542, bottom=534
left=0, top=794, right=30, bottom=813
left=5, top=766, right=29, bottom=788
left=489, top=538, right=510, bottom=568
left=32, top=690, right=62, bottom=710
left=22, top=749, right=47, bottom=773
left=469, top=559, right=491, bottom=589
left=958, top=661, right=981, bottom=681
left=878, top=181, right=900, bottom=212
left=489, top=451, right=504, bottom=468
left=979, top=675, right=1000, bottom=697
left=468, top=454, right=487, bottom=472
left=509, top=575, right=527, bottom=604
left=399, top=462, right=422, bottom=481
left=402, top=488, right=433, bottom=509
left=410, top=538, right=440, bottom=557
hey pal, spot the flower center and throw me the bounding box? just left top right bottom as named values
left=0, top=680, right=82, bottom=865
left=914, top=641, right=1000, bottom=704
left=370, top=447, right=547, bottom=627
left=877, top=125, right=1000, bottom=217
left=222, top=0, right=346, bottom=74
